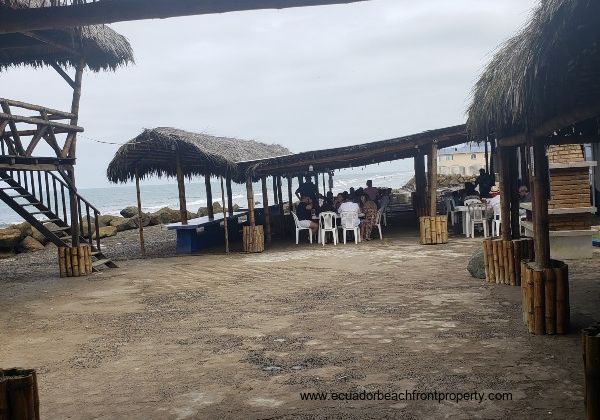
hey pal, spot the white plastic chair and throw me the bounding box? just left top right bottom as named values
left=444, top=197, right=458, bottom=226
left=492, top=208, right=501, bottom=237
left=468, top=203, right=489, bottom=238
left=318, top=212, right=338, bottom=246
left=340, top=211, right=361, bottom=244
left=464, top=198, right=481, bottom=206
left=374, top=208, right=384, bottom=240
left=291, top=211, right=313, bottom=244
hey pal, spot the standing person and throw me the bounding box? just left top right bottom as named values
left=359, top=193, right=378, bottom=241
left=474, top=169, right=494, bottom=198
left=364, top=180, right=379, bottom=201
left=295, top=176, right=318, bottom=201
left=296, top=196, right=319, bottom=237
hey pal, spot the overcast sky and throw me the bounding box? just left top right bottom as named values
left=0, top=0, right=537, bottom=188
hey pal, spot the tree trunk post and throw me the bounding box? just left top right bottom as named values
left=261, top=176, right=271, bottom=244
left=246, top=176, right=255, bottom=227
left=176, top=153, right=188, bottom=225
left=226, top=173, right=233, bottom=217
left=428, top=142, right=438, bottom=217
left=135, top=167, right=146, bottom=257
left=205, top=174, right=214, bottom=220
left=414, top=149, right=427, bottom=217
left=532, top=140, right=551, bottom=268
left=220, top=176, right=229, bottom=254
left=509, top=147, right=521, bottom=239
left=499, top=147, right=511, bottom=241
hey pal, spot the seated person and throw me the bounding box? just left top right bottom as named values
left=295, top=196, right=318, bottom=236
left=334, top=193, right=344, bottom=211
left=320, top=192, right=336, bottom=212
left=462, top=182, right=480, bottom=201
left=484, top=185, right=501, bottom=218
left=337, top=195, right=361, bottom=228
left=364, top=180, right=379, bottom=201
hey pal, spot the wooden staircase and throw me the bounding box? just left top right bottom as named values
left=0, top=169, right=117, bottom=271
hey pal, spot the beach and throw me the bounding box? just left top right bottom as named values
left=1, top=220, right=599, bottom=419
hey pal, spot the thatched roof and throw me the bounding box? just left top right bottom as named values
left=0, top=0, right=134, bottom=72
left=467, top=0, right=600, bottom=140
left=238, top=124, right=468, bottom=178
left=106, top=127, right=291, bottom=184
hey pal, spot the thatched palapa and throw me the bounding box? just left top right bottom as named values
left=467, top=0, right=600, bottom=140
left=0, top=0, right=134, bottom=72
left=106, top=127, right=291, bottom=184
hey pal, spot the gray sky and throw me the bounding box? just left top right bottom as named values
left=0, top=0, right=536, bottom=188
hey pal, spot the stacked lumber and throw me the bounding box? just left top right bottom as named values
left=549, top=167, right=591, bottom=209
left=0, top=368, right=40, bottom=420
left=243, top=225, right=264, bottom=253
left=58, top=245, right=92, bottom=277
left=583, top=323, right=600, bottom=420
left=482, top=238, right=534, bottom=286
left=521, top=260, right=569, bottom=335
left=419, top=216, right=448, bottom=245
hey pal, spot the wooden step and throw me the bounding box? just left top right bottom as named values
left=48, top=226, right=70, bottom=232
left=0, top=187, right=18, bottom=190
left=30, top=211, right=52, bottom=215
left=92, top=258, right=111, bottom=268
left=9, top=194, right=33, bottom=198
left=21, top=203, right=41, bottom=207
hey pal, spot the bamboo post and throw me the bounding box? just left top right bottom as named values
left=134, top=168, right=146, bottom=257
left=277, top=176, right=285, bottom=237
left=482, top=240, right=490, bottom=281
left=71, top=246, right=79, bottom=277
left=429, top=142, right=438, bottom=217
left=414, top=150, right=426, bottom=217
left=328, top=171, right=333, bottom=193
left=205, top=174, right=214, bottom=220
left=582, top=324, right=600, bottom=420
left=543, top=268, right=556, bottom=335
left=533, top=269, right=545, bottom=335
left=0, top=368, right=40, bottom=420
left=287, top=176, right=293, bottom=211
left=272, top=177, right=278, bottom=205
left=220, top=176, right=229, bottom=254
left=58, top=246, right=66, bottom=277
left=261, top=176, right=271, bottom=244
left=526, top=266, right=535, bottom=333
left=226, top=174, right=234, bottom=217
left=322, top=172, right=326, bottom=194
left=484, top=136, right=489, bottom=173
left=509, top=147, right=521, bottom=239
left=499, top=147, right=511, bottom=240
left=532, top=141, right=550, bottom=268
left=175, top=153, right=188, bottom=226
left=246, top=176, right=255, bottom=227
left=555, top=263, right=569, bottom=334
left=520, top=146, right=529, bottom=188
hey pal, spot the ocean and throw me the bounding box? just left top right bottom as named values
left=0, top=168, right=413, bottom=227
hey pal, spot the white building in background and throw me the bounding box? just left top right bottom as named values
left=438, top=143, right=486, bottom=176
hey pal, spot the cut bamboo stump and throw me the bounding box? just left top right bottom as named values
left=583, top=323, right=600, bottom=420
left=419, top=216, right=448, bottom=245
left=483, top=238, right=534, bottom=286
left=0, top=368, right=40, bottom=420
left=58, top=245, right=92, bottom=277
left=243, top=225, right=264, bottom=253
left=520, top=260, right=569, bottom=335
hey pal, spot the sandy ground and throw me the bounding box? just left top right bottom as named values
left=1, top=220, right=599, bottom=419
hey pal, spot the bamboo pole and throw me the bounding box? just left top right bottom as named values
left=175, top=153, right=188, bottom=226
left=226, top=174, right=233, bottom=217
left=499, top=147, right=511, bottom=240
left=220, top=176, right=229, bottom=254
left=205, top=174, right=214, bottom=220
left=543, top=268, right=556, bottom=334
left=272, top=177, right=278, bottom=205
left=287, top=176, right=293, bottom=211
left=277, top=176, right=285, bottom=237
left=414, top=150, right=426, bottom=217
left=135, top=167, right=146, bottom=257
left=485, top=136, right=489, bottom=173
left=532, top=141, right=551, bottom=268
left=533, top=269, right=545, bottom=335
left=555, top=264, right=569, bottom=334
left=246, top=176, right=255, bottom=227
left=509, top=147, right=521, bottom=239
left=429, top=142, right=438, bottom=217
left=261, top=176, right=271, bottom=244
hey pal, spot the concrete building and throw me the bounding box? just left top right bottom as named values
left=438, top=143, right=486, bottom=176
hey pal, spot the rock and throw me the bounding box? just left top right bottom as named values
left=212, top=202, right=222, bottom=212
left=19, top=236, right=45, bottom=252
left=120, top=206, right=139, bottom=218
left=112, top=217, right=137, bottom=232
left=151, top=207, right=192, bottom=224
left=81, top=221, right=96, bottom=238
left=45, top=242, right=58, bottom=250
left=94, top=225, right=117, bottom=239
left=109, top=216, right=126, bottom=227
left=0, top=250, right=16, bottom=259
left=197, top=207, right=209, bottom=217
left=149, top=214, right=161, bottom=226
left=233, top=204, right=240, bottom=211
left=97, top=215, right=118, bottom=227
left=467, top=247, right=486, bottom=279
left=31, top=227, right=48, bottom=245
left=0, top=228, right=23, bottom=250
left=9, top=222, right=32, bottom=238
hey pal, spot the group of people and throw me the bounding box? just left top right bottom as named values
left=294, top=177, right=391, bottom=241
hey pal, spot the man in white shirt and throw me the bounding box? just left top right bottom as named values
left=337, top=197, right=361, bottom=227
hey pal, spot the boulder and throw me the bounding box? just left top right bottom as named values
left=81, top=221, right=96, bottom=238
left=467, top=247, right=486, bottom=279
left=212, top=202, right=222, bottom=213
left=149, top=213, right=161, bottom=226
left=112, top=217, right=137, bottom=232
left=97, top=214, right=119, bottom=227
left=19, top=236, right=45, bottom=253
left=120, top=206, right=139, bottom=218
left=0, top=228, right=23, bottom=250
left=233, top=204, right=240, bottom=212
left=109, top=216, right=126, bottom=227
left=9, top=222, right=32, bottom=238
left=31, top=227, right=48, bottom=244
left=151, top=207, right=192, bottom=224
left=197, top=207, right=209, bottom=217
left=45, top=242, right=58, bottom=251
left=94, top=225, right=117, bottom=239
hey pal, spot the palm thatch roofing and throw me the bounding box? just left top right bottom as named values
left=237, top=124, right=468, bottom=179
left=0, top=0, right=134, bottom=72
left=467, top=0, right=600, bottom=141
left=106, top=127, right=291, bottom=184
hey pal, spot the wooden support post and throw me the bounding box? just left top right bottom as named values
left=428, top=142, right=438, bottom=217
left=0, top=368, right=40, bottom=420
left=414, top=150, right=426, bottom=217
left=272, top=177, right=278, bottom=205
left=226, top=174, right=233, bottom=217
left=509, top=147, right=521, bottom=239
left=287, top=176, right=293, bottom=210
left=582, top=324, right=600, bottom=420
left=520, top=146, right=529, bottom=187
left=484, top=136, right=489, bottom=173
left=63, top=57, right=84, bottom=159
left=135, top=168, right=146, bottom=257
left=532, top=141, right=550, bottom=268
left=328, top=171, right=333, bottom=193
left=277, top=176, right=285, bottom=237
left=175, top=153, right=188, bottom=225
left=499, top=147, right=511, bottom=240
left=490, top=137, right=496, bottom=176
left=314, top=174, right=319, bottom=197
left=261, top=176, right=271, bottom=244
left=246, top=176, right=255, bottom=227
left=220, top=176, right=229, bottom=254
left=322, top=172, right=326, bottom=194
left=205, top=174, right=214, bottom=220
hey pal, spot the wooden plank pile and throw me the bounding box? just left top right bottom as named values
left=521, top=260, right=569, bottom=335
left=482, top=238, right=534, bottom=285
left=0, top=368, right=40, bottom=420
left=419, top=215, right=448, bottom=245
left=58, top=245, right=92, bottom=277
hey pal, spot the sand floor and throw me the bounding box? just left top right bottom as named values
left=1, top=226, right=599, bottom=419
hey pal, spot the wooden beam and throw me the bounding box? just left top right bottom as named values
left=428, top=143, right=438, bottom=217
left=261, top=176, right=271, bottom=244
left=413, top=149, right=426, bottom=216
left=63, top=58, right=84, bottom=159
left=21, top=31, right=82, bottom=57
left=204, top=174, right=214, bottom=220
left=532, top=141, right=550, bottom=268
left=277, top=175, right=285, bottom=237
left=287, top=177, right=293, bottom=209
left=0, top=103, right=25, bottom=155
left=67, top=168, right=79, bottom=246
left=135, top=167, right=146, bottom=257
left=24, top=126, right=49, bottom=157
left=0, top=0, right=369, bottom=34
left=272, top=176, right=279, bottom=205
left=0, top=162, right=71, bottom=171
left=226, top=174, right=233, bottom=217
left=509, top=147, right=521, bottom=240
left=246, top=176, right=255, bottom=227
left=176, top=153, right=188, bottom=226
left=50, top=62, right=76, bottom=89
left=499, top=147, right=511, bottom=240
left=0, top=98, right=75, bottom=119
left=0, top=112, right=83, bottom=132
left=220, top=176, right=229, bottom=254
